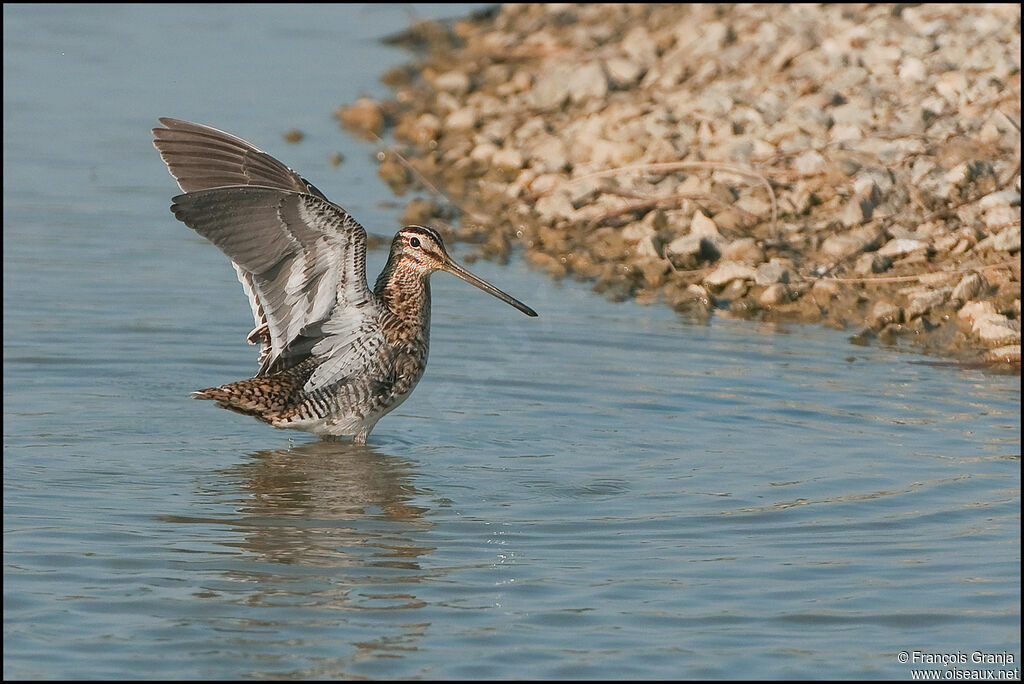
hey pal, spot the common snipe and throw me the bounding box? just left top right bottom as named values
left=153, top=118, right=536, bottom=443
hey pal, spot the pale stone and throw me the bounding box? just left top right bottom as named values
left=906, top=289, right=949, bottom=319
left=759, top=283, right=791, bottom=307
left=434, top=70, right=471, bottom=95
left=723, top=237, right=764, bottom=265
left=985, top=345, right=1021, bottom=363
left=812, top=278, right=840, bottom=298
left=755, top=261, right=792, bottom=285
left=877, top=238, right=928, bottom=258
left=898, top=57, right=927, bottom=82
left=984, top=207, right=1019, bottom=230
left=605, top=57, right=643, bottom=88
left=690, top=210, right=720, bottom=239
left=530, top=63, right=572, bottom=109
left=444, top=107, right=478, bottom=131
left=957, top=300, right=997, bottom=325
left=621, top=223, right=659, bottom=259
left=492, top=148, right=524, bottom=173
left=704, top=261, right=756, bottom=288
left=952, top=272, right=988, bottom=302
left=869, top=301, right=902, bottom=329
left=976, top=225, right=1021, bottom=252
left=821, top=226, right=881, bottom=259
left=470, top=141, right=500, bottom=164
left=535, top=193, right=576, bottom=221
left=568, top=62, right=608, bottom=103
left=794, top=150, right=826, bottom=175
left=972, top=313, right=1021, bottom=346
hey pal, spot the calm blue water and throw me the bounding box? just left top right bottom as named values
left=4, top=4, right=1020, bottom=680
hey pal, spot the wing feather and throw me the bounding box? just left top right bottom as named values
left=155, top=119, right=387, bottom=390
left=168, top=186, right=385, bottom=387
left=153, top=118, right=327, bottom=198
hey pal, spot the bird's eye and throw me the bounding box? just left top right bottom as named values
left=409, top=237, right=421, bottom=248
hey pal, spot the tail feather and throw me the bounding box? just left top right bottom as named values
left=192, top=388, right=224, bottom=401
left=191, top=373, right=307, bottom=421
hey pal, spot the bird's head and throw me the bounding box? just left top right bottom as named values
left=389, top=225, right=537, bottom=316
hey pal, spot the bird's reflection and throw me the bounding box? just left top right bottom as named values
left=210, top=439, right=433, bottom=568
left=164, top=439, right=437, bottom=676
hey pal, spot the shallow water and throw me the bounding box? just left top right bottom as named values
left=3, top=4, right=1020, bottom=680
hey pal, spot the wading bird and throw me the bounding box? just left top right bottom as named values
left=153, top=118, right=536, bottom=443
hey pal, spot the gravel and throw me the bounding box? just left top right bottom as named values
left=337, top=3, right=1020, bottom=369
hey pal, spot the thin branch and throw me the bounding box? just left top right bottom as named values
left=365, top=131, right=497, bottom=224
left=586, top=192, right=759, bottom=229
left=821, top=259, right=1019, bottom=284
left=530, top=160, right=779, bottom=240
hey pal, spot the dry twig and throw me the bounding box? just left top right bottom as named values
left=530, top=160, right=780, bottom=239
left=821, top=259, right=1019, bottom=284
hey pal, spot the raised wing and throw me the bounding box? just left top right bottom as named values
left=153, top=117, right=327, bottom=198
left=157, top=120, right=387, bottom=392
left=169, top=187, right=386, bottom=391
left=154, top=118, right=333, bottom=367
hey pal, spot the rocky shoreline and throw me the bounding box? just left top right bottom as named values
left=338, top=3, right=1021, bottom=369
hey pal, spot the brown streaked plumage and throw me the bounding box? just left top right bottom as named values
left=153, top=118, right=537, bottom=444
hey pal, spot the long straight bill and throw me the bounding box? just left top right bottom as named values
left=443, top=259, right=538, bottom=317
